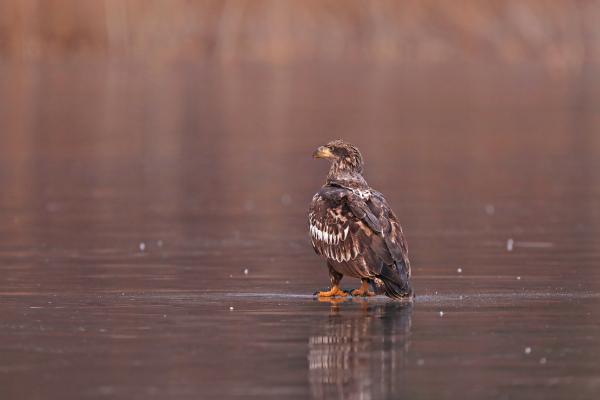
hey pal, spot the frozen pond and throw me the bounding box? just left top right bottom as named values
left=0, top=61, right=599, bottom=399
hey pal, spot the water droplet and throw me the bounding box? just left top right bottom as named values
left=506, top=238, right=514, bottom=252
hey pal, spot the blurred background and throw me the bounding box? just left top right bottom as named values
left=2, top=0, right=600, bottom=68
left=1, top=0, right=599, bottom=281
left=1, top=1, right=600, bottom=399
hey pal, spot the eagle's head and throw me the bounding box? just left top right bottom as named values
left=313, top=139, right=364, bottom=178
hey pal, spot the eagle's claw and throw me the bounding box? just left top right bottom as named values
left=313, top=285, right=349, bottom=297
left=351, top=288, right=375, bottom=297
left=351, top=280, right=375, bottom=297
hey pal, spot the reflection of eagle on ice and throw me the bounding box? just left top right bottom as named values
left=307, top=303, right=412, bottom=399
left=309, top=140, right=413, bottom=299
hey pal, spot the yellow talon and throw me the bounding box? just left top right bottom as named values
left=317, top=285, right=348, bottom=297
left=351, top=280, right=375, bottom=297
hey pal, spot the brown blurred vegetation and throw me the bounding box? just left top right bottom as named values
left=0, top=0, right=599, bottom=71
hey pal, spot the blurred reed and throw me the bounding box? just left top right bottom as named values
left=0, top=0, right=598, bottom=71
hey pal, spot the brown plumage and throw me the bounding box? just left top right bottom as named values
left=309, top=140, right=413, bottom=299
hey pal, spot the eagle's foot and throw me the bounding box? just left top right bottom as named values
left=351, top=288, right=375, bottom=297
left=351, top=281, right=375, bottom=297
left=315, top=285, right=348, bottom=298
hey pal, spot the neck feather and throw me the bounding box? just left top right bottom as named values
left=327, top=161, right=367, bottom=187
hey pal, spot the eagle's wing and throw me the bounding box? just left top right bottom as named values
left=309, top=186, right=410, bottom=279
left=364, top=191, right=410, bottom=275
left=349, top=190, right=412, bottom=297
left=309, top=186, right=359, bottom=264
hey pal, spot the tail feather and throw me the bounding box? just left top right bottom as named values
left=373, top=260, right=413, bottom=300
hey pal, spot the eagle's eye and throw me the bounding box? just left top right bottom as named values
left=330, top=146, right=345, bottom=157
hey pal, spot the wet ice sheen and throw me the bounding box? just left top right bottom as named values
left=1, top=62, right=600, bottom=400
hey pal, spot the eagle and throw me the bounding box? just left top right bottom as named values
left=309, top=140, right=413, bottom=300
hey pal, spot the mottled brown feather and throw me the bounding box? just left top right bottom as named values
left=309, top=140, right=413, bottom=298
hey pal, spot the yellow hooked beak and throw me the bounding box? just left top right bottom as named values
left=313, top=146, right=334, bottom=159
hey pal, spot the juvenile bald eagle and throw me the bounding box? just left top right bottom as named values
left=309, top=140, right=413, bottom=299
